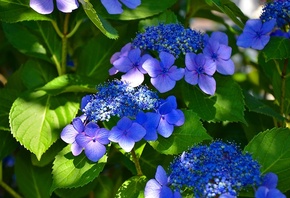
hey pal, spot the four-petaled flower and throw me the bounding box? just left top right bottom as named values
left=101, top=0, right=141, bottom=14
left=203, top=32, right=235, bottom=75
left=185, top=53, right=216, bottom=95
left=144, top=165, right=182, bottom=198
left=109, top=117, right=146, bottom=152
left=75, top=122, right=110, bottom=162
left=143, top=52, right=184, bottom=93
left=111, top=48, right=152, bottom=87
left=236, top=19, right=276, bottom=50
left=30, top=0, right=79, bottom=14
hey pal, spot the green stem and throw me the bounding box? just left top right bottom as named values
left=50, top=21, right=64, bottom=76
left=61, top=14, right=71, bottom=75
left=131, top=149, right=143, bottom=176
left=67, top=19, right=83, bottom=38
left=0, top=161, right=22, bottom=198
left=280, top=58, right=288, bottom=126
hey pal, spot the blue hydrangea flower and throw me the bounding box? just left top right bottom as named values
left=75, top=122, right=110, bottom=162
left=108, top=116, right=146, bottom=152
left=203, top=32, right=235, bottom=75
left=184, top=53, right=216, bottom=95
left=155, top=96, right=185, bottom=138
left=255, top=173, right=286, bottom=198
left=30, top=0, right=79, bottom=14
left=169, top=141, right=262, bottom=197
left=111, top=48, right=152, bottom=87
left=142, top=52, right=184, bottom=93
left=101, top=0, right=141, bottom=14
left=132, top=23, right=204, bottom=58
left=260, top=0, right=290, bottom=28
left=109, top=43, right=132, bottom=75
left=144, top=165, right=182, bottom=198
left=82, top=80, right=159, bottom=122
left=236, top=19, right=276, bottom=50
left=61, top=116, right=86, bottom=156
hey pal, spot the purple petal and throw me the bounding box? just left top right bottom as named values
left=209, top=31, right=229, bottom=45
left=30, top=0, right=54, bottom=14
left=84, top=122, right=99, bottom=137
left=266, top=189, right=286, bottom=198
left=237, top=32, right=255, bottom=48
left=185, top=53, right=197, bottom=71
left=109, top=66, right=118, bottom=75
left=138, top=112, right=160, bottom=141
left=158, top=101, right=174, bottom=115
left=143, top=58, right=161, bottom=78
left=72, top=117, right=85, bottom=132
left=160, top=186, right=173, bottom=198
left=101, top=0, right=123, bottom=14
left=165, top=109, right=182, bottom=125
left=255, top=186, right=268, bottom=198
left=84, top=141, right=107, bottom=162
left=261, top=19, right=276, bottom=34
left=217, top=44, right=232, bottom=60
left=263, top=173, right=278, bottom=189
left=173, top=191, right=182, bottom=198
left=117, top=117, right=132, bottom=130
left=81, top=95, right=91, bottom=110
left=127, top=123, right=146, bottom=141
left=108, top=127, right=124, bottom=142
left=151, top=75, right=176, bottom=93
left=95, top=128, right=110, bottom=145
left=168, top=67, right=184, bottom=81
left=118, top=136, right=135, bottom=152
left=113, top=56, right=133, bottom=72
left=110, top=43, right=132, bottom=64
left=155, top=166, right=168, bottom=186
left=127, top=48, right=141, bottom=64
left=71, top=142, right=83, bottom=156
left=198, top=74, right=216, bottom=95
left=144, top=179, right=162, bottom=198
left=157, top=118, right=174, bottom=138
left=251, top=35, right=270, bottom=50
left=56, top=0, right=79, bottom=13
left=216, top=59, right=235, bottom=75
left=120, top=0, right=141, bottom=9
left=175, top=110, right=185, bottom=126
left=195, top=53, right=207, bottom=67
left=203, top=60, right=216, bottom=76
left=121, top=68, right=144, bottom=87
left=159, top=52, right=175, bottom=69
left=110, top=52, right=121, bottom=64
left=75, top=133, right=91, bottom=148
left=61, top=124, right=78, bottom=143
left=244, top=19, right=263, bottom=33
left=185, top=69, right=198, bottom=85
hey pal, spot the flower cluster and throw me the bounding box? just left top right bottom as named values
left=110, top=24, right=235, bottom=95
left=61, top=79, right=184, bottom=161
left=237, top=0, right=290, bottom=50
left=145, top=141, right=263, bottom=198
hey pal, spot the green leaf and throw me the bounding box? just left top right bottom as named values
left=39, top=74, right=97, bottom=95
left=80, top=0, right=118, bottom=39
left=0, top=88, right=18, bottom=131
left=21, top=59, right=58, bottom=90
left=244, top=91, right=284, bottom=121
left=9, top=91, right=80, bottom=160
left=115, top=176, right=147, bottom=198
left=184, top=75, right=246, bottom=123
left=244, top=127, right=290, bottom=192
left=15, top=150, right=52, bottom=198
left=2, top=22, right=51, bottom=62
left=0, top=0, right=52, bottom=22
left=94, top=0, right=177, bottom=20
left=76, top=35, right=122, bottom=79
left=51, top=145, right=107, bottom=192
left=138, top=10, right=178, bottom=31
left=263, top=37, right=290, bottom=61
left=0, top=130, right=18, bottom=160
left=150, top=110, right=212, bottom=155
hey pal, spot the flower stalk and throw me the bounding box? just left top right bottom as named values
left=131, top=148, right=143, bottom=176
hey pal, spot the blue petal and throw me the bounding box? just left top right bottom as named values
left=72, top=117, right=85, bottom=133
left=120, top=0, right=141, bottom=9
left=266, top=189, right=286, bottom=198
left=216, top=58, right=234, bottom=75
left=144, top=179, right=162, bottom=198
left=84, top=141, right=107, bottom=162
left=121, top=67, right=144, bottom=87
left=168, top=66, right=184, bottom=81
left=81, top=95, right=92, bottom=110
left=30, top=0, right=54, bottom=14
left=56, top=0, right=79, bottom=13
left=155, top=166, right=168, bottom=186
left=198, top=74, right=216, bottom=95
left=101, top=0, right=123, bottom=14
left=143, top=58, right=161, bottom=78
left=127, top=123, right=146, bottom=141
left=236, top=32, right=255, bottom=48
left=159, top=186, right=173, bottom=198
left=108, top=127, right=124, bottom=142
left=262, top=172, right=278, bottom=189
left=61, top=124, right=78, bottom=143
left=185, top=69, right=198, bottom=85
left=151, top=75, right=176, bottom=93
left=185, top=53, right=197, bottom=71
left=159, top=52, right=175, bottom=69
left=166, top=109, right=182, bottom=125
left=255, top=186, right=268, bottom=198
left=209, top=31, right=229, bottom=45
left=71, top=142, right=83, bottom=156
left=157, top=118, right=174, bottom=138
left=117, top=117, right=132, bottom=130
left=75, top=133, right=91, bottom=148
left=118, top=136, right=135, bottom=152
left=84, top=122, right=99, bottom=137
left=95, top=128, right=110, bottom=145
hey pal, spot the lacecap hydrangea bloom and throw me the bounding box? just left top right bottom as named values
left=101, top=0, right=141, bottom=14
left=61, top=79, right=185, bottom=160
left=30, top=0, right=79, bottom=14
left=145, top=141, right=263, bottom=198
left=110, top=24, right=235, bottom=95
